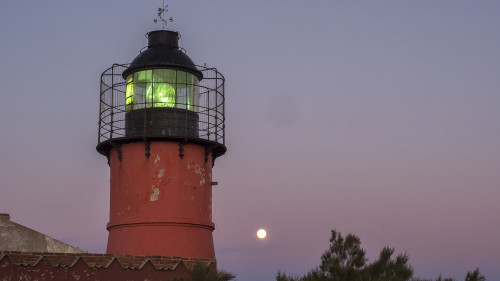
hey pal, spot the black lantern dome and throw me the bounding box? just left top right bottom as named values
left=123, top=30, right=202, bottom=139
left=97, top=30, right=226, bottom=160
left=122, top=30, right=203, bottom=80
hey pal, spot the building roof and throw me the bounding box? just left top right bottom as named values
left=0, top=251, right=212, bottom=269
left=0, top=213, right=84, bottom=253
left=0, top=251, right=214, bottom=280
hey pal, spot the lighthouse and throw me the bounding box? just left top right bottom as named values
left=96, top=28, right=226, bottom=260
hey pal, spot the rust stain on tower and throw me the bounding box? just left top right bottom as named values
left=96, top=29, right=226, bottom=260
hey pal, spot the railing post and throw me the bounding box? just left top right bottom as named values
left=222, top=75, right=225, bottom=145
left=98, top=72, right=104, bottom=143
left=215, top=70, right=219, bottom=142
left=110, top=65, right=115, bottom=139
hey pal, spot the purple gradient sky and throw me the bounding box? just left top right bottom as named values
left=1, top=1, right=499, bottom=280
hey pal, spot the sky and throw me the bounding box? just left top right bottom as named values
left=0, top=1, right=499, bottom=280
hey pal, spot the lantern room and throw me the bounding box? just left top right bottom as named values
left=97, top=29, right=226, bottom=160
left=123, top=30, right=202, bottom=112
left=124, top=69, right=199, bottom=112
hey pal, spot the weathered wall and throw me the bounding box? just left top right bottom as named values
left=106, top=141, right=216, bottom=258
left=0, top=214, right=84, bottom=253
left=0, top=251, right=201, bottom=281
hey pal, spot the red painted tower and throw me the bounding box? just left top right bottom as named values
left=96, top=29, right=225, bottom=260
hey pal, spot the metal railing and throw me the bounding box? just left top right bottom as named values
left=98, top=63, right=225, bottom=147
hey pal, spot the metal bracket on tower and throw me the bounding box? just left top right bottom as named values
left=144, top=138, right=151, bottom=159
left=110, top=142, right=123, bottom=161
left=178, top=141, right=185, bottom=159
left=204, top=145, right=216, bottom=164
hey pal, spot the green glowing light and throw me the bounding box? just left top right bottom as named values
left=125, top=69, right=199, bottom=112
left=153, top=83, right=175, bottom=107
left=125, top=76, right=134, bottom=111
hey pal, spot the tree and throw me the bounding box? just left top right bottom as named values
left=276, top=269, right=329, bottom=281
left=465, top=268, right=486, bottom=281
left=275, top=229, right=486, bottom=281
left=319, top=230, right=367, bottom=281
left=412, top=276, right=454, bottom=281
left=362, top=247, right=413, bottom=281
left=170, top=262, right=236, bottom=281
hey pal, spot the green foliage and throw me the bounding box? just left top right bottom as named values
left=465, top=268, right=485, bottom=281
left=412, top=268, right=486, bottom=281
left=435, top=275, right=455, bottom=281
left=276, top=269, right=329, bottom=281
left=276, top=271, right=300, bottom=281
left=276, top=229, right=487, bottom=281
left=320, top=230, right=367, bottom=281
left=363, top=246, right=413, bottom=281
left=216, top=269, right=237, bottom=281
left=411, top=276, right=455, bottom=281
left=189, top=262, right=217, bottom=281
left=169, top=262, right=236, bottom=281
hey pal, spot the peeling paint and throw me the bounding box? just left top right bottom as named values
left=71, top=272, right=81, bottom=280
left=158, top=169, right=165, bottom=178
left=150, top=186, right=160, bottom=201
left=154, top=155, right=160, bottom=164
left=191, top=162, right=207, bottom=186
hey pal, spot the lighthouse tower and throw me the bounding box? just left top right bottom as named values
left=96, top=29, right=225, bottom=260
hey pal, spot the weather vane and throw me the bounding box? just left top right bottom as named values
left=154, top=0, right=173, bottom=30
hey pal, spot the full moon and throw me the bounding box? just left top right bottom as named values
left=257, top=229, right=267, bottom=239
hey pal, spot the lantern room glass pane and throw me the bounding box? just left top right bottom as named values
left=125, top=76, right=134, bottom=111
left=152, top=69, right=175, bottom=108
left=125, top=69, right=199, bottom=112
left=132, top=70, right=152, bottom=109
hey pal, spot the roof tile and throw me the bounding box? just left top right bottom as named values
left=0, top=251, right=213, bottom=271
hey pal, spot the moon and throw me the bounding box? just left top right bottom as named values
left=257, top=228, right=267, bottom=239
